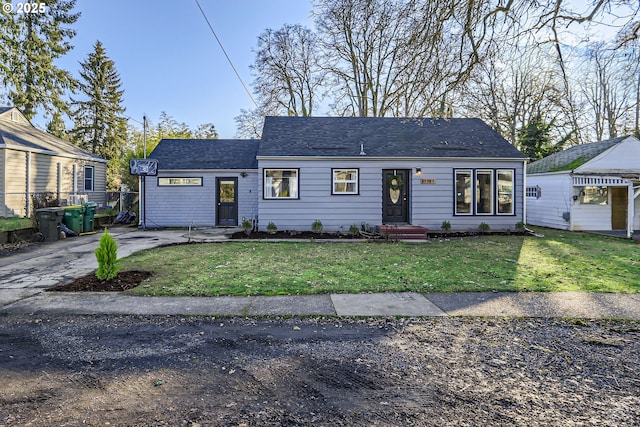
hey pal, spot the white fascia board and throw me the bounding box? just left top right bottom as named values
left=256, top=156, right=526, bottom=161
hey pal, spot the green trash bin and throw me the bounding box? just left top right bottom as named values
left=63, top=205, right=85, bottom=235
left=36, top=207, right=64, bottom=241
left=82, top=202, right=97, bottom=233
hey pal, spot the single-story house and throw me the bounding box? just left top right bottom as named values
left=526, top=135, right=640, bottom=238
left=0, top=107, right=108, bottom=217
left=145, top=116, right=527, bottom=232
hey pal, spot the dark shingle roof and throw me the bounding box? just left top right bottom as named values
left=527, top=136, right=626, bottom=174
left=0, top=107, right=105, bottom=161
left=258, top=116, right=526, bottom=159
left=149, top=139, right=259, bottom=170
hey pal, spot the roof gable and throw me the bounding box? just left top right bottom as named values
left=258, top=116, right=526, bottom=159
left=574, top=136, right=640, bottom=175
left=150, top=139, right=259, bottom=170
left=527, top=136, right=628, bottom=174
left=0, top=107, right=105, bottom=162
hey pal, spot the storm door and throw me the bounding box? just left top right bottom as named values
left=216, top=177, right=238, bottom=226
left=382, top=169, right=410, bottom=223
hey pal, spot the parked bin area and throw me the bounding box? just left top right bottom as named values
left=63, top=205, right=85, bottom=235
left=35, top=207, right=64, bottom=241
left=82, top=202, right=97, bottom=233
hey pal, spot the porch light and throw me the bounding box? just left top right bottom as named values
left=415, top=167, right=422, bottom=176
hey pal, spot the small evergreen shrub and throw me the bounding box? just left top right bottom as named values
left=95, top=228, right=120, bottom=280
left=349, top=224, right=360, bottom=236
left=311, top=219, right=323, bottom=234
left=478, top=222, right=490, bottom=232
left=266, top=221, right=278, bottom=234
left=441, top=220, right=451, bottom=231
left=515, top=221, right=526, bottom=232
left=241, top=218, right=252, bottom=235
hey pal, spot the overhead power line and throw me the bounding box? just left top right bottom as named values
left=194, top=0, right=258, bottom=108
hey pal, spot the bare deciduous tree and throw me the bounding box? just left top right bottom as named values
left=252, top=24, right=324, bottom=117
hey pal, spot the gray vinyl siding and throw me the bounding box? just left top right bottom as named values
left=525, top=173, right=573, bottom=230
left=144, top=170, right=258, bottom=227
left=259, top=159, right=525, bottom=232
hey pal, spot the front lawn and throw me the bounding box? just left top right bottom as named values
left=121, top=228, right=640, bottom=296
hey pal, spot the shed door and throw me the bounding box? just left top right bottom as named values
left=216, top=178, right=238, bottom=226
left=382, top=169, right=410, bottom=224
left=611, top=187, right=627, bottom=230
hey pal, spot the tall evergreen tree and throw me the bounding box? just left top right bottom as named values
left=71, top=40, right=127, bottom=189
left=0, top=0, right=79, bottom=119
left=518, top=115, right=567, bottom=161
left=46, top=111, right=68, bottom=139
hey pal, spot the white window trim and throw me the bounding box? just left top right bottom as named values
left=332, top=168, right=359, bottom=195
left=475, top=169, right=494, bottom=215
left=263, top=168, right=299, bottom=199
left=455, top=169, right=473, bottom=215
left=84, top=165, right=95, bottom=192
left=496, top=169, right=515, bottom=215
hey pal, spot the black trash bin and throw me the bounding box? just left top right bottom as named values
left=35, top=207, right=64, bottom=241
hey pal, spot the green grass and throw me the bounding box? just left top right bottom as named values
left=121, top=227, right=640, bottom=296
left=0, top=217, right=33, bottom=232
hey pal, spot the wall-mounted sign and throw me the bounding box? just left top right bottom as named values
left=420, top=178, right=436, bottom=184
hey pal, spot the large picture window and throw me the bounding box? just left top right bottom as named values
left=476, top=170, right=494, bottom=214
left=332, top=169, right=359, bottom=195
left=84, top=166, right=94, bottom=192
left=497, top=170, right=514, bottom=214
left=264, top=169, right=299, bottom=199
left=455, top=170, right=472, bottom=214
left=454, top=169, right=515, bottom=216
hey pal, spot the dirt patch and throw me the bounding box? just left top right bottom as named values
left=46, top=270, right=152, bottom=292
left=0, top=316, right=638, bottom=426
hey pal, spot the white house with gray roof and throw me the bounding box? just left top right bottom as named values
left=526, top=135, right=640, bottom=238
left=145, top=116, right=527, bottom=232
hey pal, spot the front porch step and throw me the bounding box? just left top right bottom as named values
left=377, top=225, right=428, bottom=240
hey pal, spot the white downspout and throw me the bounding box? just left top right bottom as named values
left=629, top=184, right=638, bottom=239
left=25, top=151, right=31, bottom=217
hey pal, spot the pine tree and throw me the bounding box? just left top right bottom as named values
left=518, top=115, right=565, bottom=161
left=46, top=111, right=68, bottom=139
left=71, top=40, right=127, bottom=189
left=0, top=0, right=79, bottom=119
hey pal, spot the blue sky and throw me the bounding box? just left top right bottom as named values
left=51, top=0, right=314, bottom=137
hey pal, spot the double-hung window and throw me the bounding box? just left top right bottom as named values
left=332, top=169, right=359, bottom=195
left=84, top=166, right=95, bottom=192
left=455, top=169, right=515, bottom=215
left=264, top=169, right=299, bottom=199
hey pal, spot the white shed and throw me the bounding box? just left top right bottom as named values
left=526, top=135, right=640, bottom=238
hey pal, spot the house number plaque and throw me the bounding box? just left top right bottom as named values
left=420, top=178, right=436, bottom=184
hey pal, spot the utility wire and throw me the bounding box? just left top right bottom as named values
left=194, top=0, right=258, bottom=108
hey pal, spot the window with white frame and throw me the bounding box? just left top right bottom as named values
left=497, top=169, right=514, bottom=215
left=455, top=170, right=472, bottom=214
left=332, top=169, right=359, bottom=195
left=455, top=169, right=515, bottom=216
left=264, top=169, right=299, bottom=199
left=84, top=165, right=94, bottom=192
left=476, top=170, right=493, bottom=214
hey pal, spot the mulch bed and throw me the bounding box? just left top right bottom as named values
left=46, top=270, right=152, bottom=292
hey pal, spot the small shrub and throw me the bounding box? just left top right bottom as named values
left=266, top=221, right=278, bottom=234
left=478, top=222, right=490, bottom=232
left=349, top=224, right=360, bottom=236
left=441, top=220, right=451, bottom=231
left=241, top=218, right=252, bottom=235
left=311, top=219, right=323, bottom=234
left=515, top=221, right=526, bottom=232
left=95, top=229, right=120, bottom=280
